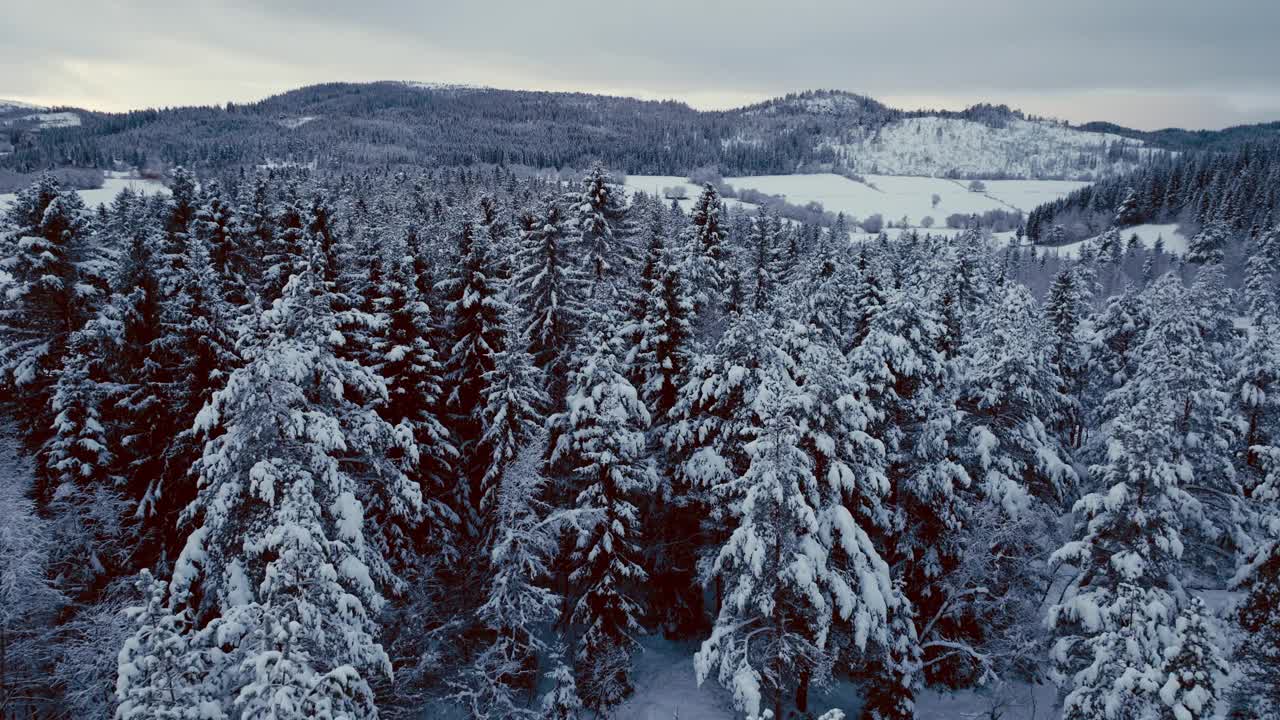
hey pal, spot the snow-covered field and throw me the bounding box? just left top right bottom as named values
left=1037, top=223, right=1189, bottom=258
left=624, top=173, right=1084, bottom=229
left=0, top=173, right=170, bottom=212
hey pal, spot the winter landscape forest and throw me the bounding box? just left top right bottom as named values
left=4, top=8, right=1280, bottom=719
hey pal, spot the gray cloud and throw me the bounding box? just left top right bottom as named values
left=2, top=0, right=1277, bottom=130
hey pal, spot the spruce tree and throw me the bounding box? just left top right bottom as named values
left=550, top=335, right=653, bottom=711
left=0, top=176, right=104, bottom=450
left=121, top=269, right=421, bottom=718
left=437, top=217, right=515, bottom=539
left=513, top=198, right=585, bottom=395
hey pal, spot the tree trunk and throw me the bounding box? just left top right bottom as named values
left=796, top=669, right=810, bottom=713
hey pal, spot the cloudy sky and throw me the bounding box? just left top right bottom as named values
left=4, top=0, right=1278, bottom=130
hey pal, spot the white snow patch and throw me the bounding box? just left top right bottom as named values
left=0, top=175, right=170, bottom=212
left=623, top=173, right=1082, bottom=230
left=1037, top=223, right=1190, bottom=259
left=8, top=111, right=82, bottom=128
left=277, top=116, right=318, bottom=129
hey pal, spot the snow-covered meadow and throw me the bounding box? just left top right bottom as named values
left=624, top=172, right=1085, bottom=230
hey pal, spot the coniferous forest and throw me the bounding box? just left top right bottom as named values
left=2, top=156, right=1280, bottom=720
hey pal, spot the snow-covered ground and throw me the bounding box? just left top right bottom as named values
left=625, top=173, right=1084, bottom=229
left=0, top=173, right=170, bottom=212
left=23, top=111, right=82, bottom=128
left=822, top=116, right=1157, bottom=180
left=277, top=115, right=318, bottom=129
left=1037, top=223, right=1189, bottom=259
left=624, top=175, right=762, bottom=215
left=613, top=635, right=1060, bottom=719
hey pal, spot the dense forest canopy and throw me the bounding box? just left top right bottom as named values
left=1027, top=139, right=1280, bottom=244
left=1, top=152, right=1279, bottom=719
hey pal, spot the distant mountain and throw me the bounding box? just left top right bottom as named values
left=1, top=83, right=1275, bottom=180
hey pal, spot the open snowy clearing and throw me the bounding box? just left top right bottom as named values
left=625, top=173, right=1085, bottom=228
left=1036, top=223, right=1190, bottom=259
left=0, top=174, right=170, bottom=211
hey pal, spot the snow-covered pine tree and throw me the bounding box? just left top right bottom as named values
left=114, top=570, right=216, bottom=719
left=1158, top=597, right=1227, bottom=720
left=959, top=283, right=1075, bottom=511
left=683, top=183, right=728, bottom=331
left=630, top=241, right=695, bottom=420
left=127, top=267, right=421, bottom=718
left=847, top=246, right=886, bottom=352
left=540, top=646, right=584, bottom=720
left=550, top=334, right=653, bottom=710
left=858, top=583, right=921, bottom=720
left=1114, top=187, right=1142, bottom=227
left=159, top=168, right=198, bottom=292
left=0, top=176, right=106, bottom=453
left=137, top=220, right=240, bottom=563
left=695, top=360, right=890, bottom=720
left=1188, top=219, right=1230, bottom=266
left=449, top=439, right=561, bottom=719
left=849, top=290, right=969, bottom=687
left=371, top=251, right=458, bottom=555
left=1044, top=266, right=1087, bottom=448
left=513, top=198, right=585, bottom=397
left=190, top=180, right=238, bottom=299
left=1083, top=287, right=1151, bottom=454
left=437, top=216, right=515, bottom=540
left=1049, top=387, right=1212, bottom=717
left=748, top=207, right=782, bottom=312
left=42, top=328, right=136, bottom=600
left=570, top=165, right=630, bottom=303
left=477, top=330, right=548, bottom=538
left=950, top=283, right=1076, bottom=685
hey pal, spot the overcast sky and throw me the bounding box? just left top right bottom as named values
left=4, top=0, right=1278, bottom=130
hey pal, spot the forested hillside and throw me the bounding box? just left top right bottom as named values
left=1027, top=139, right=1280, bottom=244
left=0, top=84, right=1219, bottom=180
left=1, top=159, right=1278, bottom=719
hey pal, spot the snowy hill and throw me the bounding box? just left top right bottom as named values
left=823, top=115, right=1156, bottom=180
left=0, top=83, right=1193, bottom=180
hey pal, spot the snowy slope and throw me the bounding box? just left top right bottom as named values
left=823, top=116, right=1156, bottom=180
left=1038, top=223, right=1189, bottom=258
left=0, top=99, right=45, bottom=112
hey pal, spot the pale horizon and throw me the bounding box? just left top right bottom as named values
left=4, top=0, right=1279, bottom=132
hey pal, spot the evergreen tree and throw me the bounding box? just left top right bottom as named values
left=121, top=269, right=422, bottom=718
left=437, top=217, right=515, bottom=539
left=0, top=176, right=104, bottom=450
left=372, top=252, right=458, bottom=556
left=748, top=208, right=782, bottom=312
left=695, top=362, right=892, bottom=720
left=849, top=292, right=969, bottom=686
left=683, top=183, right=728, bottom=327
left=550, top=335, right=653, bottom=710
left=1045, top=266, right=1086, bottom=447
left=1158, top=597, right=1227, bottom=720
left=513, top=199, right=585, bottom=394
left=570, top=165, right=630, bottom=301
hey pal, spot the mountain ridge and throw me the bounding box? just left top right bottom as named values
left=2, top=82, right=1277, bottom=180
